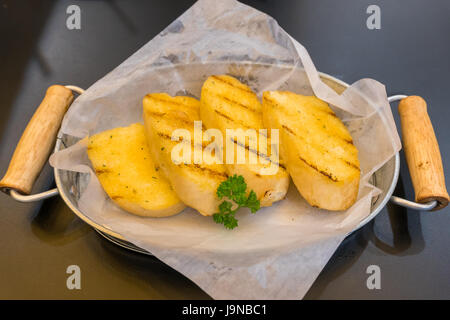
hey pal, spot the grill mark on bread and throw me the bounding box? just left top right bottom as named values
left=283, top=124, right=353, bottom=147
left=213, top=109, right=255, bottom=131
left=282, top=125, right=296, bottom=135
left=282, top=125, right=359, bottom=174
left=231, top=138, right=287, bottom=171
left=334, top=135, right=354, bottom=146
left=303, top=108, right=336, bottom=117
left=219, top=94, right=259, bottom=113
left=182, top=163, right=228, bottom=179
left=213, top=109, right=234, bottom=121
left=266, top=96, right=353, bottom=143
left=156, top=134, right=224, bottom=175
left=211, top=75, right=253, bottom=93
left=298, top=156, right=338, bottom=182
left=205, top=89, right=260, bottom=114
left=212, top=110, right=268, bottom=137
left=157, top=131, right=173, bottom=141
left=263, top=96, right=287, bottom=111
left=265, top=95, right=334, bottom=118
left=156, top=131, right=221, bottom=163
left=145, top=95, right=198, bottom=110
left=156, top=131, right=207, bottom=149
left=220, top=95, right=257, bottom=112
left=147, top=111, right=195, bottom=126
left=264, top=94, right=335, bottom=117
left=345, top=160, right=360, bottom=171
left=344, top=138, right=354, bottom=144
left=95, top=168, right=112, bottom=175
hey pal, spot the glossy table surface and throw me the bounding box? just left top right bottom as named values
left=1, top=0, right=449, bottom=299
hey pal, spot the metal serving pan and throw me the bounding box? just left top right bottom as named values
left=1, top=69, right=448, bottom=255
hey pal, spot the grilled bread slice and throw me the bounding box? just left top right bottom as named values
left=87, top=123, right=186, bottom=217
left=200, top=75, right=289, bottom=207
left=143, top=93, right=228, bottom=216
left=262, top=91, right=360, bottom=211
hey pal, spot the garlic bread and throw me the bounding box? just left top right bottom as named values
left=87, top=123, right=186, bottom=217
left=143, top=93, right=227, bottom=216
left=200, top=75, right=289, bottom=207
left=262, top=91, right=360, bottom=211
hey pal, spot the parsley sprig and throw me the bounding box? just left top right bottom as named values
left=213, top=175, right=260, bottom=229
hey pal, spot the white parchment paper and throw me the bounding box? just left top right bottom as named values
left=49, top=0, right=401, bottom=299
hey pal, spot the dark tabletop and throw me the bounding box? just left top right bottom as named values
left=1, top=0, right=449, bottom=299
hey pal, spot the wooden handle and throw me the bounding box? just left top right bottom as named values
left=398, top=96, right=449, bottom=210
left=0, top=85, right=74, bottom=195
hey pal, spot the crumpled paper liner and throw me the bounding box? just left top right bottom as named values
left=49, top=0, right=401, bottom=299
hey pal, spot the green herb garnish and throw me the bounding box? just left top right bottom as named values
left=212, top=175, right=260, bottom=230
